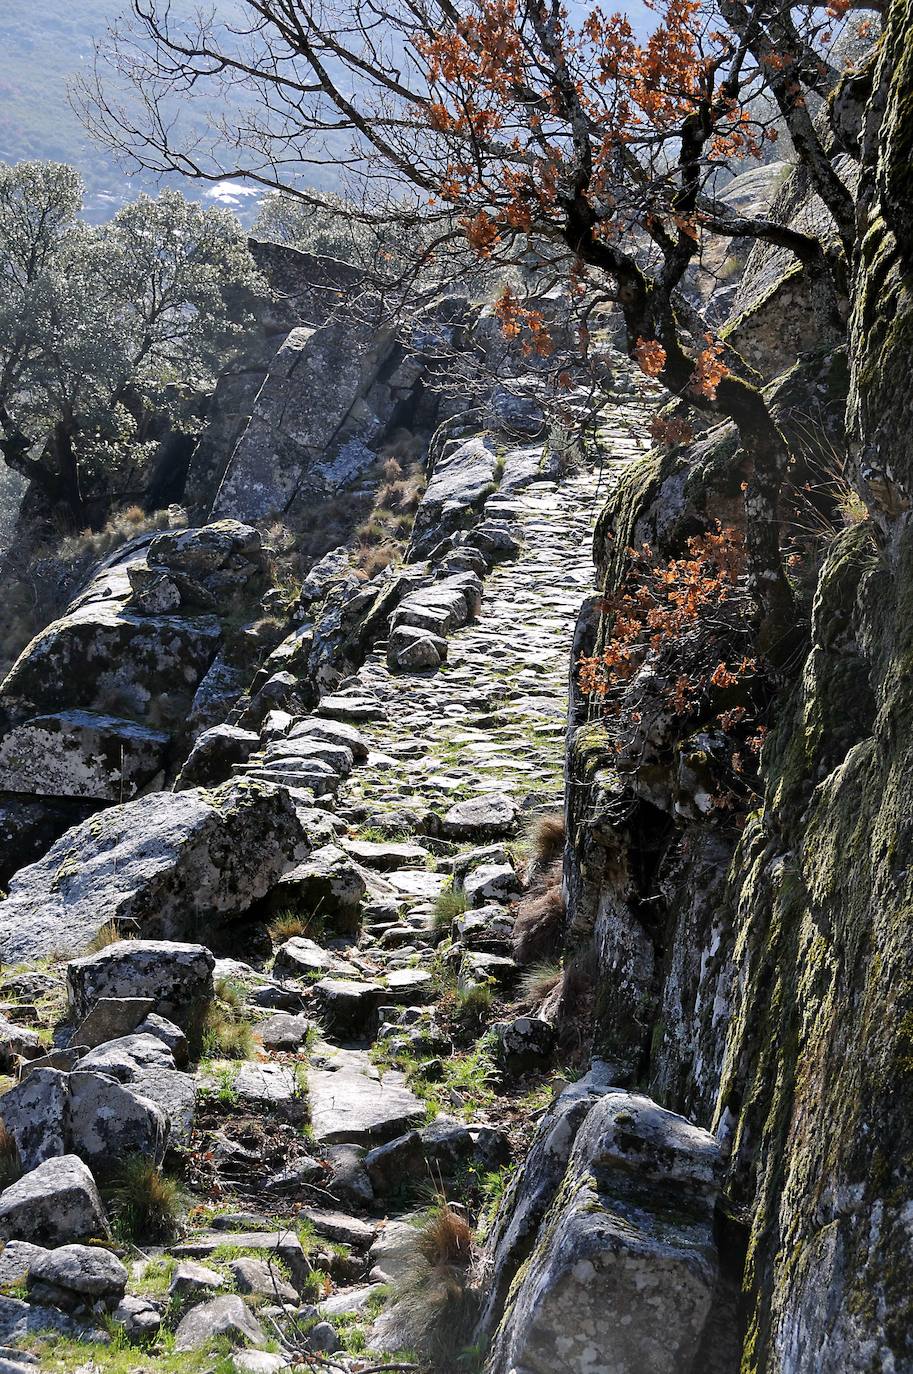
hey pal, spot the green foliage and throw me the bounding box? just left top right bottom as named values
left=433, top=885, right=468, bottom=931
left=0, top=162, right=264, bottom=518
left=254, top=189, right=440, bottom=282
left=455, top=981, right=494, bottom=1031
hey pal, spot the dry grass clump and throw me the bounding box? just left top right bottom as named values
left=268, top=909, right=310, bottom=943
left=512, top=858, right=566, bottom=965
left=388, top=1203, right=478, bottom=1372
left=527, top=810, right=565, bottom=874
left=0, top=1123, right=21, bottom=1189
left=86, top=920, right=126, bottom=954
left=108, top=1157, right=183, bottom=1242
left=417, top=1203, right=473, bottom=1268
left=519, top=960, right=563, bottom=1005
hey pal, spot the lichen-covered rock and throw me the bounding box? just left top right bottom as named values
left=0, top=711, right=170, bottom=801
left=477, top=1067, right=617, bottom=1340
left=0, top=780, right=310, bottom=961
left=0, top=1156, right=109, bottom=1246
left=409, top=434, right=500, bottom=557
left=441, top=792, right=519, bottom=840
left=269, top=844, right=366, bottom=933
left=28, top=1243, right=127, bottom=1309
left=386, top=624, right=448, bottom=672
left=173, top=1294, right=266, bottom=1352
left=68, top=1071, right=169, bottom=1168
left=0, top=597, right=222, bottom=735
left=0, top=1015, right=41, bottom=1069
left=0, top=1069, right=70, bottom=1170
left=492, top=1016, right=555, bottom=1076
left=113, top=1293, right=162, bottom=1340
left=308, top=1048, right=425, bottom=1146
left=288, top=717, right=371, bottom=760
left=132, top=1012, right=188, bottom=1066
left=486, top=1092, right=723, bottom=1374
left=210, top=315, right=400, bottom=524
left=463, top=862, right=520, bottom=907
left=76, top=1033, right=176, bottom=1081
left=175, top=723, right=260, bottom=790
left=70, top=997, right=156, bottom=1051
left=67, top=940, right=215, bottom=1030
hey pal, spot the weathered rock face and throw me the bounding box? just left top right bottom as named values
left=209, top=314, right=399, bottom=524
left=409, top=434, right=499, bottom=558
left=0, top=711, right=171, bottom=802
left=184, top=242, right=367, bottom=515
left=0, top=1157, right=109, bottom=1246
left=0, top=521, right=273, bottom=864
left=486, top=1091, right=726, bottom=1374
left=67, top=941, right=214, bottom=1029
left=0, top=780, right=312, bottom=961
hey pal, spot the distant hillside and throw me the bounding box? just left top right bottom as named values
left=0, top=0, right=283, bottom=221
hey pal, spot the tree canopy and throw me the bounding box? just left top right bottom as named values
left=0, top=162, right=264, bottom=523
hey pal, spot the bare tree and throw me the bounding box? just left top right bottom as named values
left=79, top=0, right=879, bottom=656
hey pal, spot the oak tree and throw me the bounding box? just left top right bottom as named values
left=81, top=0, right=876, bottom=648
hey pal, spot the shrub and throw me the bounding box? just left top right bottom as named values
left=268, top=907, right=325, bottom=945
left=356, top=544, right=398, bottom=578
left=512, top=859, right=565, bottom=965
left=108, top=1157, right=183, bottom=1242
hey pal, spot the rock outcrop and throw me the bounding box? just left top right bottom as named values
left=0, top=780, right=317, bottom=961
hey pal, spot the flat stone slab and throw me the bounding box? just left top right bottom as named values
left=308, top=1054, right=425, bottom=1147
left=300, top=1208, right=378, bottom=1249
left=384, top=870, right=448, bottom=899
left=171, top=1230, right=308, bottom=1285
left=342, top=840, right=432, bottom=870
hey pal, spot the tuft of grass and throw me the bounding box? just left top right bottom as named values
left=416, top=1203, right=473, bottom=1269
left=107, top=1157, right=183, bottom=1243
left=213, top=976, right=246, bottom=1013
left=433, top=886, right=468, bottom=932
left=454, top=982, right=493, bottom=1033
left=512, top=859, right=566, bottom=965
left=201, top=1006, right=256, bottom=1060
left=0, top=1122, right=21, bottom=1189
left=527, top=810, right=565, bottom=872
left=519, top=960, right=563, bottom=1004
left=268, top=909, right=309, bottom=943
left=383, top=1201, right=478, bottom=1372
left=86, top=921, right=124, bottom=954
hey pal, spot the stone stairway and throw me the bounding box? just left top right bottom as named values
left=0, top=406, right=658, bottom=1372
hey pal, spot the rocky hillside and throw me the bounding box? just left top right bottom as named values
left=0, top=4, right=912, bottom=1372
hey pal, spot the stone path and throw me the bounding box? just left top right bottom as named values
left=335, top=466, right=624, bottom=820
left=0, top=405, right=658, bottom=1371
